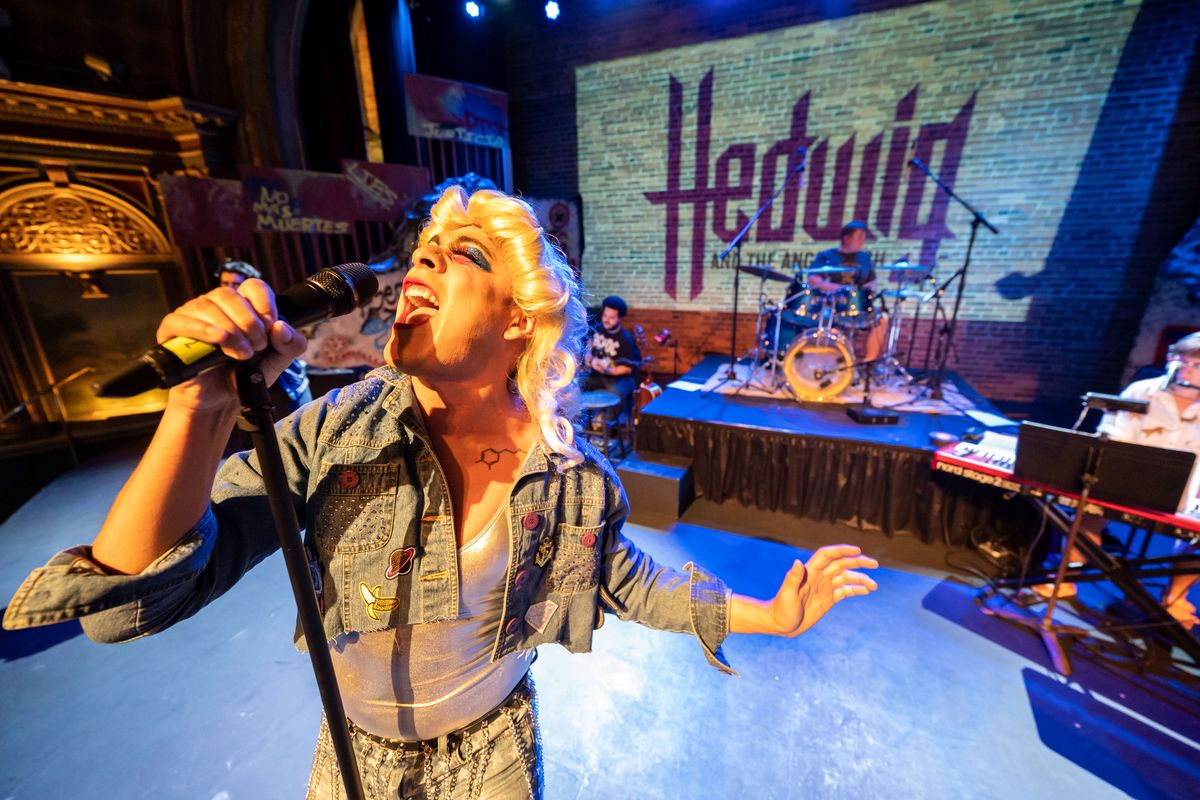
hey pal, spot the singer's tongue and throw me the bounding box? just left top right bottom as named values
left=406, top=307, right=436, bottom=326
left=397, top=297, right=437, bottom=328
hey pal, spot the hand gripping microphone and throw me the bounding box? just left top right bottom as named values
left=95, top=262, right=379, bottom=398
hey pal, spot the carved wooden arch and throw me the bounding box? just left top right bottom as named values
left=0, top=182, right=171, bottom=258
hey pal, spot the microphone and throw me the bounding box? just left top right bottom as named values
left=791, top=145, right=808, bottom=173
left=903, top=135, right=920, bottom=181
left=1166, top=360, right=1200, bottom=391
left=95, top=262, right=379, bottom=397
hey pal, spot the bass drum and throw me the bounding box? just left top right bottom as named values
left=782, top=330, right=856, bottom=401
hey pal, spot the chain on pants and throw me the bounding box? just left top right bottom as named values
left=306, top=673, right=543, bottom=800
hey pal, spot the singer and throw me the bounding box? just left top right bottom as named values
left=4, top=186, right=878, bottom=798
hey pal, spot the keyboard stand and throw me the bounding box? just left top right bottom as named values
left=987, top=444, right=1200, bottom=675
left=989, top=494, right=1200, bottom=675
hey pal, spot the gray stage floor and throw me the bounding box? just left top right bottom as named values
left=2, top=446, right=1198, bottom=799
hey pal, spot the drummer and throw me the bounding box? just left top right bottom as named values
left=799, top=220, right=887, bottom=363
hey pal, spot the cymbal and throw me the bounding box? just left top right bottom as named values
left=804, top=265, right=857, bottom=276
left=885, top=263, right=932, bottom=272
left=736, top=264, right=792, bottom=283
left=880, top=289, right=926, bottom=299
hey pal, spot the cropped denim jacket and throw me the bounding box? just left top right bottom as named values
left=4, top=368, right=735, bottom=675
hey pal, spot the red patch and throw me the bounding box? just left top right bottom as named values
left=386, top=547, right=416, bottom=579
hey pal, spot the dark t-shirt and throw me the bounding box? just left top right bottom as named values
left=589, top=324, right=641, bottom=370
left=809, top=248, right=875, bottom=287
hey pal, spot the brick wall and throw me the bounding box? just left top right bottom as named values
left=504, top=0, right=1200, bottom=404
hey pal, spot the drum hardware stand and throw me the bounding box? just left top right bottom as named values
left=735, top=277, right=785, bottom=394
left=906, top=154, right=998, bottom=400
left=740, top=287, right=811, bottom=395
left=706, top=147, right=807, bottom=396
left=876, top=293, right=917, bottom=388
left=903, top=274, right=938, bottom=370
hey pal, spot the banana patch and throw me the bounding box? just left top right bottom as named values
left=359, top=582, right=400, bottom=621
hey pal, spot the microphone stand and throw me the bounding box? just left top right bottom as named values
left=907, top=155, right=998, bottom=400
left=235, top=363, right=365, bottom=800
left=705, top=149, right=807, bottom=395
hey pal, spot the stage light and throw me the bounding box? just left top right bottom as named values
left=465, top=2, right=482, bottom=18
left=545, top=1, right=560, bottom=20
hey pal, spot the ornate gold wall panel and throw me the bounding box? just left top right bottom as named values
left=0, top=182, right=171, bottom=257
left=0, top=81, right=236, bottom=443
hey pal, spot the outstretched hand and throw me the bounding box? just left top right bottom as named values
left=730, top=544, right=879, bottom=637
left=771, top=545, right=879, bottom=636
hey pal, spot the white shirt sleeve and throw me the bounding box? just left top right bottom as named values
left=1096, top=379, right=1158, bottom=443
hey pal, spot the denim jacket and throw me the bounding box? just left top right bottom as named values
left=3, top=368, right=735, bottom=675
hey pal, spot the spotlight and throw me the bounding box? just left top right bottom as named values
left=465, top=2, right=482, bottom=18
left=545, top=1, right=560, bottom=20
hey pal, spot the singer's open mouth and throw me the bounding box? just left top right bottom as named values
left=397, top=279, right=440, bottom=327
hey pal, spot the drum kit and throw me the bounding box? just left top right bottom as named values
left=735, top=259, right=934, bottom=402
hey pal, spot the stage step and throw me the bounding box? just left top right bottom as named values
left=616, top=451, right=695, bottom=524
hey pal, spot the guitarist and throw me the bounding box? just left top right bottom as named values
left=583, top=294, right=642, bottom=406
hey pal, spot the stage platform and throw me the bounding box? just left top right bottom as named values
left=2, top=447, right=1195, bottom=798
left=635, top=354, right=1029, bottom=548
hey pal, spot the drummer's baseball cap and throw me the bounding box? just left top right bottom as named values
left=840, top=221, right=869, bottom=239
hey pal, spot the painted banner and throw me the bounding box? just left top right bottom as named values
left=575, top=0, right=1142, bottom=320
left=158, top=175, right=253, bottom=247
left=341, top=160, right=431, bottom=222
left=303, top=268, right=398, bottom=370
left=238, top=164, right=432, bottom=234
left=404, top=73, right=509, bottom=148
left=240, top=167, right=356, bottom=234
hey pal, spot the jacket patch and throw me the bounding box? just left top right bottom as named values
left=306, top=546, right=324, bottom=615
left=359, top=582, right=400, bottom=621
left=534, top=536, right=555, bottom=567
left=385, top=547, right=415, bottom=579
left=525, top=600, right=559, bottom=634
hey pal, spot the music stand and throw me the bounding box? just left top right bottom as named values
left=1014, top=422, right=1195, bottom=512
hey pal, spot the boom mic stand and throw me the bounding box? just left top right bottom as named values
left=705, top=147, right=807, bottom=395
left=907, top=155, right=998, bottom=400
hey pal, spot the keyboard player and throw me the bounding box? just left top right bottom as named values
left=1035, top=332, right=1200, bottom=629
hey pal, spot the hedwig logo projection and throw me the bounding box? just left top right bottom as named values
left=575, top=0, right=1141, bottom=319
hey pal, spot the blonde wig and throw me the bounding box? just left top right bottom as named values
left=421, top=186, right=587, bottom=467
